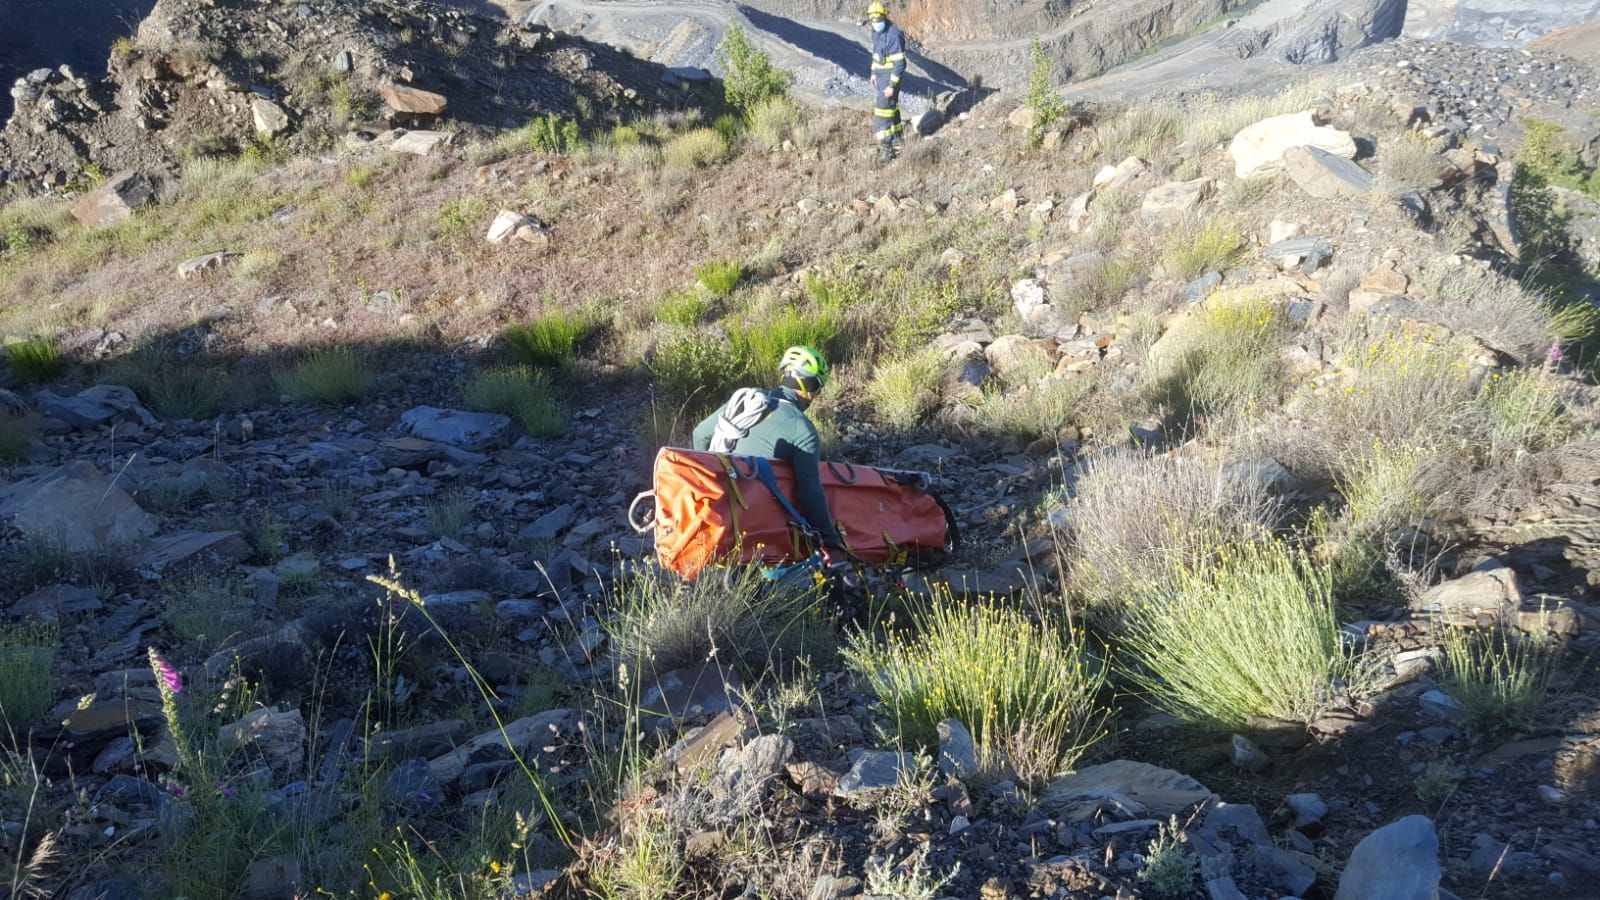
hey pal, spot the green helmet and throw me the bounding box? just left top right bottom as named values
left=778, top=344, right=828, bottom=396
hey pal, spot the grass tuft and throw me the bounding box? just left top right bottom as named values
left=276, top=348, right=370, bottom=405
left=867, top=347, right=947, bottom=429
left=694, top=259, right=743, bottom=296
left=1162, top=217, right=1245, bottom=280
left=1148, top=293, right=1288, bottom=420
left=1065, top=452, right=1280, bottom=609
left=846, top=596, right=1110, bottom=783
left=505, top=310, right=590, bottom=369
left=464, top=365, right=567, bottom=438
left=1117, top=539, right=1350, bottom=729
left=663, top=128, right=730, bottom=170
left=1440, top=623, right=1560, bottom=734
left=3, top=337, right=65, bottom=383
left=0, top=622, right=57, bottom=731
left=976, top=378, right=1092, bottom=442
left=655, top=289, right=714, bottom=327
left=647, top=331, right=746, bottom=403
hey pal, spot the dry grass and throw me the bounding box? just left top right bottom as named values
left=867, top=347, right=948, bottom=428
left=1418, top=260, right=1595, bottom=362
left=1064, top=451, right=1281, bottom=609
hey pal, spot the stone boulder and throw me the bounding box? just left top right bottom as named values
left=706, top=734, right=793, bottom=820
left=35, top=384, right=156, bottom=429
left=0, top=461, right=156, bottom=551
left=835, top=750, right=917, bottom=797
left=379, top=84, right=448, bottom=116
left=250, top=97, right=291, bottom=136
left=1141, top=178, right=1213, bottom=222
left=1414, top=563, right=1521, bottom=620
left=1230, top=111, right=1356, bottom=179
left=400, top=405, right=513, bottom=450
left=985, top=334, right=1055, bottom=381
left=1333, top=815, right=1441, bottom=900
left=1093, top=156, right=1147, bottom=191
left=486, top=210, right=550, bottom=247
left=178, top=251, right=234, bottom=280
left=70, top=171, right=155, bottom=228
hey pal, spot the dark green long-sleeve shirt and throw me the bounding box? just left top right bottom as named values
left=691, top=387, right=842, bottom=548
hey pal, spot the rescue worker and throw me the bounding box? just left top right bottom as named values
left=866, top=1, right=906, bottom=164
left=692, top=345, right=845, bottom=561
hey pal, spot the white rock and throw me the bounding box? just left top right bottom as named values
left=1229, top=110, right=1356, bottom=179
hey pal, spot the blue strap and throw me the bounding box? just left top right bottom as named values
left=749, top=456, right=816, bottom=537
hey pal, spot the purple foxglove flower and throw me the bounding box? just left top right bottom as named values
left=147, top=648, right=183, bottom=695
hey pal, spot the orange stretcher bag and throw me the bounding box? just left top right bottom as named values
left=628, top=447, right=959, bottom=580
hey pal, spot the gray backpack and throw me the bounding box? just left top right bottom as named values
left=707, top=388, right=778, bottom=453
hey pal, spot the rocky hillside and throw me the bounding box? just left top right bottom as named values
left=3, top=2, right=1600, bottom=899
left=0, top=0, right=679, bottom=189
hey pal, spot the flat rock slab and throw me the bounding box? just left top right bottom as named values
left=1284, top=144, right=1376, bottom=199
left=400, top=405, right=512, bottom=449
left=379, top=83, right=448, bottom=115
left=640, top=662, right=744, bottom=726
left=390, top=129, right=453, bottom=156
left=1141, top=178, right=1213, bottom=222
left=0, top=460, right=156, bottom=551
left=36, top=384, right=157, bottom=429
left=1031, top=759, right=1217, bottom=823
left=427, top=708, right=576, bottom=785
left=137, top=530, right=252, bottom=572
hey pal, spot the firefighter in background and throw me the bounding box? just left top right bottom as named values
left=866, top=1, right=906, bottom=163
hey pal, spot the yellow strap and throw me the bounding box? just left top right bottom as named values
left=717, top=455, right=748, bottom=510
left=874, top=107, right=900, bottom=117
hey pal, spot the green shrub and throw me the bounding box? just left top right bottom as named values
left=1147, top=293, right=1288, bottom=420
left=1117, top=539, right=1350, bottom=729
left=1518, top=119, right=1600, bottom=198
left=845, top=597, right=1110, bottom=782
left=1440, top=623, right=1560, bottom=733
left=0, top=622, right=57, bottom=730
left=749, top=97, right=802, bottom=150
left=1024, top=38, right=1069, bottom=147
left=276, top=348, right=370, bottom=405
left=694, top=259, right=743, bottom=296
left=1162, top=217, right=1244, bottom=280
left=1066, top=452, right=1280, bottom=608
left=711, top=112, right=743, bottom=143
left=648, top=331, right=746, bottom=402
left=1138, top=816, right=1198, bottom=897
left=464, top=365, right=568, bottom=438
left=976, top=377, right=1092, bottom=441
left=3, top=337, right=65, bottom=383
left=663, top=128, right=730, bottom=169
left=434, top=197, right=490, bottom=242
left=734, top=305, right=838, bottom=380
left=867, top=348, right=948, bottom=428
left=526, top=113, right=582, bottom=155
left=505, top=310, right=591, bottom=368
left=716, top=22, right=793, bottom=115
left=655, top=289, right=714, bottom=327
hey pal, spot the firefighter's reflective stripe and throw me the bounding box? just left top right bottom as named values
left=873, top=107, right=899, bottom=118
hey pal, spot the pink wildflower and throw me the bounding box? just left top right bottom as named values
left=1547, top=342, right=1565, bottom=365
left=147, top=648, right=183, bottom=695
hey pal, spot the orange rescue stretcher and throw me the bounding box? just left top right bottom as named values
left=628, top=447, right=959, bottom=580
